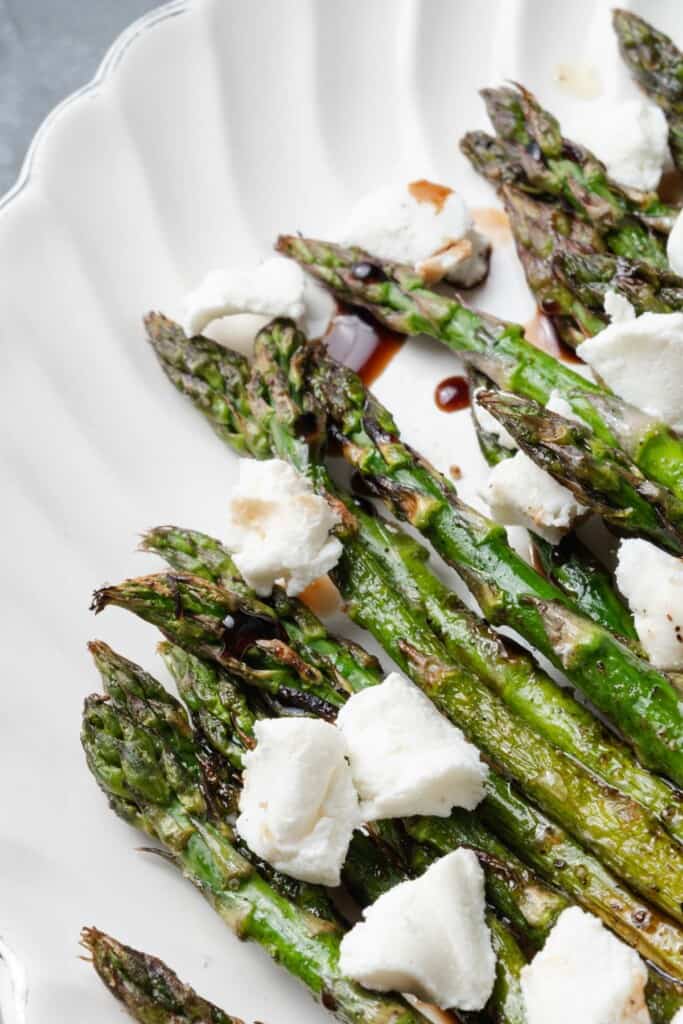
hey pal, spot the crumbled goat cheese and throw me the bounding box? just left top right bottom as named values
left=577, top=302, right=683, bottom=433
left=615, top=538, right=683, bottom=670
left=567, top=97, right=669, bottom=191
left=224, top=459, right=342, bottom=596
left=336, top=672, right=488, bottom=821
left=340, top=849, right=496, bottom=1012
left=484, top=450, right=587, bottom=544
left=236, top=718, right=358, bottom=886
left=339, top=181, right=489, bottom=287
left=473, top=389, right=517, bottom=449
left=667, top=208, right=683, bottom=277
left=604, top=288, right=636, bottom=325
left=181, top=256, right=335, bottom=341
left=521, top=907, right=650, bottom=1024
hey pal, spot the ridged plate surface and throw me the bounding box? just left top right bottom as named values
left=1, top=1, right=681, bottom=1019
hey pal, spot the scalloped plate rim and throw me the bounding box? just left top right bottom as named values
left=0, top=0, right=189, bottom=216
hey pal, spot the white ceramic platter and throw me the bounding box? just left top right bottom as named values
left=2, top=1, right=682, bottom=1020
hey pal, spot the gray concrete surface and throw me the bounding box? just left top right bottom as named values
left=0, top=0, right=160, bottom=193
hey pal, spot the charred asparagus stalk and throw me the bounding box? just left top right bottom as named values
left=82, top=926, right=242, bottom=1024
left=468, top=368, right=640, bottom=646
left=614, top=8, right=683, bottom=172
left=462, top=83, right=674, bottom=265
left=476, top=388, right=683, bottom=553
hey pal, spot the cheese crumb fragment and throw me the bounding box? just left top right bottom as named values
left=225, top=459, right=342, bottom=596
left=340, top=849, right=496, bottom=1012
left=577, top=296, right=683, bottom=433
left=484, top=450, right=586, bottom=544
left=566, top=97, right=668, bottom=191
left=521, top=907, right=650, bottom=1024
left=236, top=718, right=358, bottom=886
left=615, top=538, right=683, bottom=670
left=336, top=672, right=488, bottom=820
left=181, top=256, right=335, bottom=345
left=339, top=182, right=490, bottom=287
left=667, top=209, right=683, bottom=277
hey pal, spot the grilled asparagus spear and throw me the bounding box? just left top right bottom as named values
left=476, top=388, right=683, bottom=553
left=82, top=926, right=242, bottom=1024
left=614, top=8, right=683, bottom=172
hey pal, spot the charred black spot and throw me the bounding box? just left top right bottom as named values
left=221, top=609, right=286, bottom=659
left=561, top=139, right=584, bottom=163
left=167, top=575, right=184, bottom=620
left=350, top=261, right=387, bottom=283
left=321, top=990, right=338, bottom=1012
left=276, top=687, right=339, bottom=722
left=293, top=411, right=320, bottom=441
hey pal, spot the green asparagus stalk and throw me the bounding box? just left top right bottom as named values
left=164, top=625, right=683, bottom=1013
left=82, top=926, right=242, bottom=1024
left=530, top=533, right=639, bottom=646
left=90, top=573, right=347, bottom=720
left=276, top=234, right=683, bottom=504
left=307, top=345, right=683, bottom=783
left=553, top=249, right=683, bottom=316
left=92, top=567, right=683, bottom=937
left=82, top=642, right=430, bottom=1024
left=488, top=186, right=683, bottom=348
left=485, top=185, right=608, bottom=348
left=144, top=317, right=683, bottom=844
left=613, top=8, right=683, bottom=172
left=468, top=368, right=641, bottom=646
left=477, top=388, right=683, bottom=553
left=140, top=525, right=381, bottom=696
left=476, top=83, right=674, bottom=260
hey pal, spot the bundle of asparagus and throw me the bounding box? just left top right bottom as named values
left=133, top=313, right=683, bottom=996
left=82, top=640, right=433, bottom=1024
left=86, top=583, right=683, bottom=1020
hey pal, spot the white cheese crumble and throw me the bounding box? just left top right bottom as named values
left=224, top=459, right=342, bottom=596
left=484, top=450, right=587, bottom=544
left=615, top=538, right=683, bottom=670
left=336, top=672, right=488, bottom=821
left=604, top=288, right=636, bottom=325
left=181, top=256, right=335, bottom=342
left=521, top=907, right=650, bottom=1024
left=566, top=97, right=669, bottom=191
left=667, top=209, right=683, bottom=277
left=577, top=303, right=683, bottom=433
left=236, top=718, right=358, bottom=886
left=340, top=849, right=496, bottom=1012
left=473, top=389, right=517, bottom=449
left=339, top=182, right=489, bottom=287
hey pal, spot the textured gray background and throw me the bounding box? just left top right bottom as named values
left=0, top=0, right=160, bottom=193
